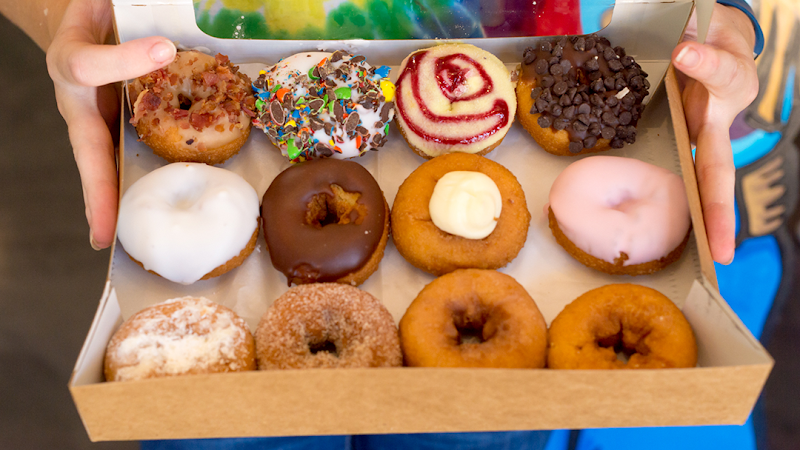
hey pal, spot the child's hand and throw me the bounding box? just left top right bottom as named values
left=672, top=4, right=758, bottom=264
left=45, top=0, right=175, bottom=249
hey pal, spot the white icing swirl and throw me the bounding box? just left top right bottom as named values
left=429, top=171, right=502, bottom=239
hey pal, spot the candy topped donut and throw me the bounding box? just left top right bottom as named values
left=548, top=156, right=691, bottom=275
left=394, top=44, right=517, bottom=158
left=517, top=35, right=650, bottom=156
left=252, top=50, right=395, bottom=162
left=129, top=51, right=256, bottom=165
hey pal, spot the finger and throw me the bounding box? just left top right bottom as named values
left=57, top=36, right=176, bottom=87
left=66, top=103, right=119, bottom=249
left=694, top=123, right=736, bottom=265
left=672, top=41, right=753, bottom=101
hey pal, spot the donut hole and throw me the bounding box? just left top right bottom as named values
left=178, top=93, right=193, bottom=111
left=309, top=339, right=339, bottom=357
left=305, top=184, right=368, bottom=228
left=596, top=330, right=648, bottom=363
left=452, top=309, right=491, bottom=345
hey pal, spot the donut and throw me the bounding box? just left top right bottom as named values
left=391, top=153, right=530, bottom=275
left=516, top=35, right=649, bottom=156
left=548, top=284, right=697, bottom=369
left=252, top=50, right=395, bottom=162
left=261, top=158, right=389, bottom=286
left=547, top=156, right=691, bottom=276
left=117, top=163, right=260, bottom=285
left=394, top=43, right=516, bottom=158
left=104, top=297, right=256, bottom=381
left=255, top=283, right=402, bottom=369
left=129, top=51, right=255, bottom=164
left=399, top=269, right=547, bottom=368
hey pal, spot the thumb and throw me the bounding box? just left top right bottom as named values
left=672, top=41, right=744, bottom=100
left=57, top=36, right=176, bottom=87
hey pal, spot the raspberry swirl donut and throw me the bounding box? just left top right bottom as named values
left=548, top=156, right=691, bottom=276
left=129, top=51, right=256, bottom=164
left=252, top=50, right=395, bottom=162
left=394, top=44, right=516, bottom=158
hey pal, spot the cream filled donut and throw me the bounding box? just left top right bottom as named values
left=252, top=50, right=395, bottom=162
left=394, top=44, right=516, bottom=158
left=548, top=156, right=691, bottom=275
left=117, top=163, right=260, bottom=285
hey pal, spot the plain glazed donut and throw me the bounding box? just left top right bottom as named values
left=399, top=269, right=547, bottom=368
left=255, top=283, right=402, bottom=369
left=394, top=44, right=516, bottom=158
left=104, top=297, right=256, bottom=381
left=391, top=153, right=530, bottom=275
left=261, top=158, right=389, bottom=286
left=130, top=51, right=255, bottom=164
left=548, top=284, right=697, bottom=369
left=117, top=163, right=260, bottom=285
left=548, top=156, right=691, bottom=276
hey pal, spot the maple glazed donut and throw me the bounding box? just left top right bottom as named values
left=129, top=51, right=256, bottom=164
left=255, top=283, right=402, bottom=369
left=548, top=284, right=697, bottom=369
left=517, top=35, right=649, bottom=156
left=261, top=158, right=389, bottom=286
left=252, top=50, right=395, bottom=162
left=548, top=156, right=691, bottom=276
left=117, top=163, right=260, bottom=285
left=399, top=269, right=547, bottom=368
left=391, top=152, right=530, bottom=275
left=104, top=297, right=256, bottom=381
left=394, top=43, right=516, bottom=158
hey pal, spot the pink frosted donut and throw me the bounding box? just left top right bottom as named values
left=548, top=156, right=691, bottom=275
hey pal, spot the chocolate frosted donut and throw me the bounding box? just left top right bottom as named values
left=261, top=159, right=389, bottom=286
left=516, top=35, right=650, bottom=156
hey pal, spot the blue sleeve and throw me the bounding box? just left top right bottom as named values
left=716, top=0, right=765, bottom=57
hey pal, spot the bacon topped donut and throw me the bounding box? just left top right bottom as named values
left=394, top=44, right=517, bottom=158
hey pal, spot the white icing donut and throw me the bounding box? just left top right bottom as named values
left=117, top=163, right=260, bottom=284
left=429, top=171, right=502, bottom=239
left=548, top=156, right=691, bottom=265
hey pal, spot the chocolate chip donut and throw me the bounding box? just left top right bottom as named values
left=516, top=35, right=650, bottom=156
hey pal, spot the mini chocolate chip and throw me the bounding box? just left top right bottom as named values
left=610, top=138, right=624, bottom=149
left=602, top=111, right=618, bottom=125
left=621, top=55, right=635, bottom=68
left=572, top=93, right=583, bottom=105
left=619, top=111, right=633, bottom=125
left=585, top=38, right=596, bottom=50
left=584, top=57, right=600, bottom=72
left=553, top=81, right=568, bottom=96
left=558, top=37, right=569, bottom=48
left=535, top=59, right=549, bottom=75
left=604, top=77, right=615, bottom=90
left=577, top=84, right=588, bottom=93
left=577, top=103, right=591, bottom=115
left=549, top=64, right=564, bottom=76
left=581, top=92, right=590, bottom=102
left=588, top=122, right=602, bottom=136
left=592, top=107, right=603, bottom=118
left=574, top=37, right=586, bottom=51
left=584, top=136, right=598, bottom=148
left=549, top=56, right=560, bottom=66
left=644, top=78, right=651, bottom=89
left=630, top=75, right=644, bottom=90
left=603, top=47, right=616, bottom=61
left=608, top=59, right=624, bottom=72
left=601, top=126, right=616, bottom=140
left=345, top=112, right=360, bottom=133
left=563, top=105, right=576, bottom=119
left=569, top=141, right=584, bottom=153
left=622, top=92, right=636, bottom=107
left=615, top=78, right=627, bottom=91
left=554, top=118, right=570, bottom=130
left=573, top=121, right=588, bottom=133
left=523, top=47, right=534, bottom=59
left=590, top=78, right=605, bottom=93
left=577, top=113, right=591, bottom=126
left=595, top=42, right=605, bottom=53
left=530, top=87, right=542, bottom=99
left=535, top=98, right=550, bottom=113
left=185, top=139, right=194, bottom=145
left=540, top=41, right=553, bottom=52
left=589, top=71, right=603, bottom=81
left=640, top=70, right=649, bottom=78
left=606, top=96, right=619, bottom=107
left=315, top=142, right=334, bottom=157
left=540, top=88, right=553, bottom=102
left=541, top=75, right=555, bottom=88
left=552, top=45, right=563, bottom=58
left=615, top=46, right=626, bottom=57
left=269, top=100, right=285, bottom=125
left=524, top=51, right=537, bottom=65
left=567, top=87, right=577, bottom=98
left=550, top=104, right=563, bottom=117
left=624, top=125, right=637, bottom=143
left=560, top=59, right=572, bottom=73
left=380, top=102, right=393, bottom=122
left=616, top=126, right=628, bottom=139
left=590, top=93, right=604, bottom=106
left=559, top=94, right=572, bottom=106
left=537, top=114, right=553, bottom=128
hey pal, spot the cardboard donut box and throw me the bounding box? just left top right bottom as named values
left=69, top=0, right=772, bottom=441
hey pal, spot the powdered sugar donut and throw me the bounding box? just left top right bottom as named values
left=548, top=156, right=691, bottom=275
left=104, top=297, right=256, bottom=382
left=117, top=163, right=260, bottom=285
left=252, top=50, right=395, bottom=162
left=394, top=44, right=516, bottom=158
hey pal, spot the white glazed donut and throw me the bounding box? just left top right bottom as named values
left=548, top=156, right=691, bottom=275
left=117, top=163, right=260, bottom=285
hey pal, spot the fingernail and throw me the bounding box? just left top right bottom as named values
left=150, top=40, right=176, bottom=64
left=676, top=46, right=700, bottom=68
left=722, top=253, right=734, bottom=265
left=90, top=230, right=102, bottom=251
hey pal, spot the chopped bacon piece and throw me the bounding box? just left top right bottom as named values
left=242, top=105, right=256, bottom=118
left=141, top=91, right=161, bottom=111
left=215, top=53, right=230, bottom=66
left=189, top=112, right=214, bottom=131
left=202, top=72, right=219, bottom=86
left=169, top=73, right=178, bottom=85
left=172, top=109, right=189, bottom=120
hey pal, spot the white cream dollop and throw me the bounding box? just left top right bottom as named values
left=429, top=171, right=502, bottom=239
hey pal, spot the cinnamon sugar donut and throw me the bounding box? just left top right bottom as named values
left=104, top=297, right=256, bottom=382
left=391, top=153, right=530, bottom=275
left=129, top=51, right=255, bottom=164
left=399, top=269, right=547, bottom=368
left=548, top=284, right=697, bottom=369
left=255, top=284, right=402, bottom=369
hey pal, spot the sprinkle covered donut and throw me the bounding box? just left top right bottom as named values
left=255, top=284, right=402, bottom=369
left=516, top=35, right=649, bottom=156
left=252, top=50, right=395, bottom=162
left=394, top=44, right=517, bottom=158
left=129, top=51, right=256, bottom=164
left=548, top=284, right=697, bottom=369
left=104, top=297, right=256, bottom=381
